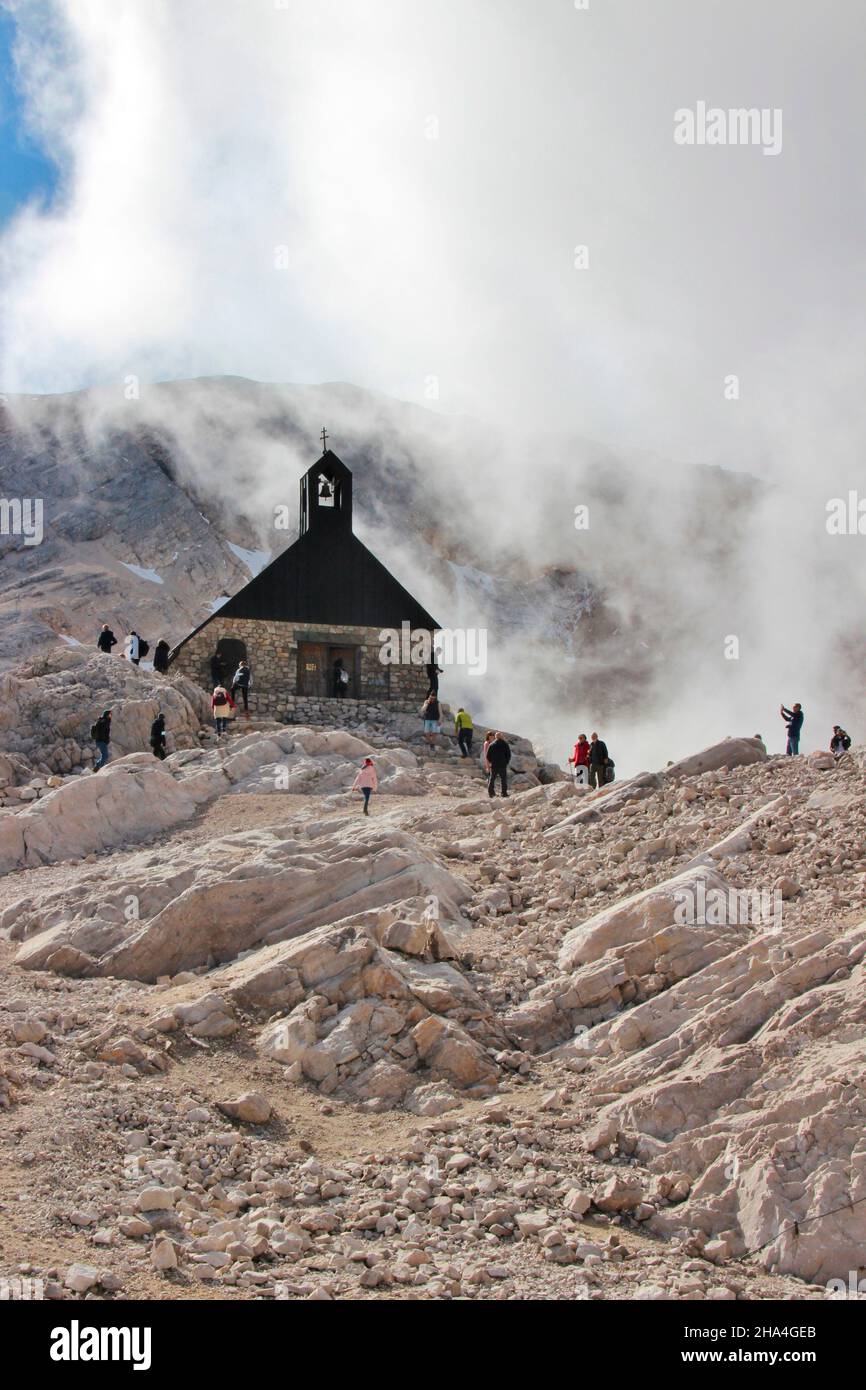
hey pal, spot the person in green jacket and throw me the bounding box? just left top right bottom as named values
left=454, top=707, right=474, bottom=758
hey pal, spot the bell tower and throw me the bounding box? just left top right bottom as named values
left=299, top=435, right=353, bottom=537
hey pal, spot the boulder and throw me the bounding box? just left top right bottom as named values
left=559, top=864, right=731, bottom=972
left=0, top=760, right=198, bottom=874
left=546, top=771, right=663, bottom=833
left=217, top=1092, right=272, bottom=1124
left=411, top=1015, right=498, bottom=1089
left=15, top=821, right=471, bottom=981
left=662, top=737, right=767, bottom=780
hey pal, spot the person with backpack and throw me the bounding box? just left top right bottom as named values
left=831, top=725, right=851, bottom=759
left=97, top=624, right=117, bottom=654
left=568, top=733, right=591, bottom=785
left=454, top=707, right=474, bottom=757
left=333, top=658, right=349, bottom=697
left=780, top=702, right=804, bottom=756
left=351, top=757, right=378, bottom=815
left=486, top=731, right=511, bottom=798
left=91, top=709, right=112, bottom=771
left=421, top=692, right=441, bottom=750
left=212, top=683, right=235, bottom=736
left=153, top=640, right=171, bottom=674
left=124, top=630, right=141, bottom=665
left=588, top=732, right=611, bottom=789
left=150, top=713, right=167, bottom=760
left=231, top=660, right=252, bottom=714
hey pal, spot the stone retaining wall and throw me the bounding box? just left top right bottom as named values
left=171, top=616, right=431, bottom=720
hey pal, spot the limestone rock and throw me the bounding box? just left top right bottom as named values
left=663, top=737, right=767, bottom=780
left=217, top=1092, right=272, bottom=1124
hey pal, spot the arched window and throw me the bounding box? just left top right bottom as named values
left=317, top=471, right=339, bottom=508
left=216, top=636, right=247, bottom=671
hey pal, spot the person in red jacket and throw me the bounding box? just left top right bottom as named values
left=211, top=683, right=235, bottom=736
left=568, top=733, right=591, bottom=784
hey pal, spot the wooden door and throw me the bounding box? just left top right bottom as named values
left=296, top=642, right=328, bottom=696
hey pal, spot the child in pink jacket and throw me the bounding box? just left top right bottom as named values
left=352, top=757, right=378, bottom=815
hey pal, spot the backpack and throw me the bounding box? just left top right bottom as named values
left=339, top=668, right=349, bottom=685
left=604, top=761, right=616, bottom=784
left=842, top=734, right=852, bottom=750
left=214, top=691, right=228, bottom=707
left=138, top=639, right=150, bottom=658
left=90, top=722, right=101, bottom=741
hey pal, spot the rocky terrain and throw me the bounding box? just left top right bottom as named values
left=0, top=652, right=864, bottom=1301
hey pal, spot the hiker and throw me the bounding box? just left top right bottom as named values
left=97, top=624, right=117, bottom=654
left=333, top=658, right=349, bottom=698
left=588, top=731, right=611, bottom=789
left=481, top=729, right=495, bottom=773
left=212, top=683, right=235, bottom=736
left=454, top=707, right=474, bottom=757
left=421, top=692, right=441, bottom=749
left=486, top=730, right=511, bottom=798
left=781, top=703, right=804, bottom=756
left=210, top=651, right=226, bottom=685
left=568, top=733, right=591, bottom=785
left=153, top=640, right=171, bottom=674
left=351, top=757, right=378, bottom=815
left=91, top=709, right=112, bottom=771
left=231, top=659, right=252, bottom=714
left=831, top=725, right=852, bottom=759
left=124, top=630, right=141, bottom=665
left=150, top=713, right=167, bottom=760
left=426, top=658, right=443, bottom=695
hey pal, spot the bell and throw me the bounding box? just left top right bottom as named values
left=318, top=479, right=333, bottom=499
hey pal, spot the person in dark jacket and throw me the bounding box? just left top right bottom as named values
left=231, top=660, right=252, bottom=713
left=210, top=651, right=226, bottom=686
left=831, top=725, right=851, bottom=758
left=425, top=658, right=443, bottom=695
left=421, top=692, right=441, bottom=750
left=153, top=640, right=171, bottom=674
left=780, top=703, right=803, bottom=756
left=588, top=731, right=610, bottom=789
left=150, top=713, right=167, bottom=760
left=486, top=731, right=511, bottom=797
left=97, top=624, right=117, bottom=654
left=92, top=709, right=112, bottom=771
left=333, top=658, right=349, bottom=698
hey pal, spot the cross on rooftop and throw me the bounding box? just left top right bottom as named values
left=320, top=427, right=329, bottom=453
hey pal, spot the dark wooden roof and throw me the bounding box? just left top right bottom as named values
left=171, top=449, right=439, bottom=657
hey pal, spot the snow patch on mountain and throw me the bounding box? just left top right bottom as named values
left=120, top=562, right=165, bottom=585
left=227, top=542, right=270, bottom=577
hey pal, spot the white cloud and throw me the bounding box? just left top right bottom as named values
left=0, top=0, right=862, bottom=465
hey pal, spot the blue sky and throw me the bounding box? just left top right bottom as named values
left=0, top=8, right=58, bottom=225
